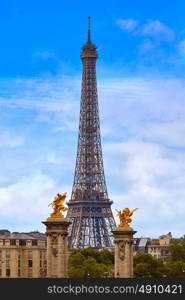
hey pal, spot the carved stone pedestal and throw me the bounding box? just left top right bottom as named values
left=42, top=218, right=70, bottom=278
left=112, top=227, right=137, bottom=278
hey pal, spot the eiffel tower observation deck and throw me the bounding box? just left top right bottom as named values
left=67, top=17, right=116, bottom=249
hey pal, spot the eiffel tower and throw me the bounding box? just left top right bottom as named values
left=67, top=17, right=116, bottom=249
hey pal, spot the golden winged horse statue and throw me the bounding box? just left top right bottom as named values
left=116, top=208, right=138, bottom=228
left=48, top=192, right=68, bottom=218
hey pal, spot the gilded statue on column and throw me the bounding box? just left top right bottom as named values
left=116, top=208, right=138, bottom=228
left=48, top=192, right=68, bottom=219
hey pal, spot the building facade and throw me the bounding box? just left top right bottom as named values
left=0, top=230, right=46, bottom=278
left=133, top=232, right=172, bottom=261
left=148, top=232, right=172, bottom=260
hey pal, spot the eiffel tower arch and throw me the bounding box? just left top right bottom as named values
left=67, top=17, right=116, bottom=249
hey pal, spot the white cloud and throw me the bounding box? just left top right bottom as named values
left=178, top=39, right=185, bottom=60
left=0, top=74, right=185, bottom=237
left=99, top=77, right=185, bottom=144
left=0, top=172, right=71, bottom=230
left=35, top=51, right=55, bottom=59
left=141, top=20, right=175, bottom=41
left=0, top=76, right=80, bottom=131
left=99, top=77, right=185, bottom=237
left=178, top=40, right=185, bottom=52
left=116, top=18, right=175, bottom=52
left=139, top=40, right=154, bottom=54
left=0, top=131, right=25, bottom=148
left=116, top=19, right=139, bottom=32
left=106, top=140, right=185, bottom=237
left=140, top=121, right=185, bottom=147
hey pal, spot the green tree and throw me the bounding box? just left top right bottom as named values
left=134, top=262, right=151, bottom=278
left=68, top=239, right=185, bottom=278
left=68, top=248, right=114, bottom=278
left=164, top=261, right=185, bottom=277
left=164, top=237, right=185, bottom=277
left=134, top=253, right=165, bottom=278
left=169, top=238, right=185, bottom=262
left=68, top=252, right=86, bottom=278
left=83, top=257, right=108, bottom=277
left=97, top=249, right=114, bottom=265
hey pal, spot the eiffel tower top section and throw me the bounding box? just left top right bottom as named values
left=69, top=17, right=111, bottom=205
left=80, top=17, right=98, bottom=59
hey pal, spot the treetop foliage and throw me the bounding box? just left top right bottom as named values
left=68, top=237, right=185, bottom=278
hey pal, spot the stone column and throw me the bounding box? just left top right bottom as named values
left=112, top=227, right=137, bottom=278
left=10, top=248, right=18, bottom=277
left=32, top=249, right=40, bottom=278
left=22, top=248, right=28, bottom=277
left=46, top=233, right=52, bottom=276
left=42, top=218, right=70, bottom=278
left=1, top=249, right=6, bottom=277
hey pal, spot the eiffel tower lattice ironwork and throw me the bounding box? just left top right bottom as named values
left=67, top=17, right=116, bottom=249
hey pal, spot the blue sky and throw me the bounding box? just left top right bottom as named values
left=0, top=0, right=185, bottom=238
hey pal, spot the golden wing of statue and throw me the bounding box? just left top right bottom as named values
left=115, top=209, right=121, bottom=217
left=129, top=208, right=138, bottom=216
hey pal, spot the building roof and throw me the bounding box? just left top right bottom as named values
left=139, top=238, right=148, bottom=247
left=0, top=230, right=46, bottom=240
left=150, top=239, right=160, bottom=245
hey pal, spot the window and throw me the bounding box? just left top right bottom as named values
left=6, top=249, right=10, bottom=258
left=6, top=260, right=10, bottom=268
left=28, top=250, right=32, bottom=258
left=19, top=240, right=26, bottom=246
left=28, top=260, right=32, bottom=268
left=32, top=240, right=37, bottom=246
left=10, top=239, right=16, bottom=245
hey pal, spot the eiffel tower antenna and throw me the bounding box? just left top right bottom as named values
left=88, top=16, right=91, bottom=42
